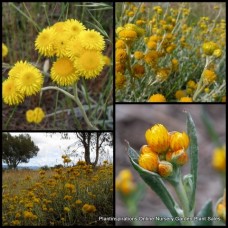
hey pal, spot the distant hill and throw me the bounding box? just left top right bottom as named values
left=2, top=165, right=40, bottom=170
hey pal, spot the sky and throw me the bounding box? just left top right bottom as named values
left=3, top=133, right=113, bottom=167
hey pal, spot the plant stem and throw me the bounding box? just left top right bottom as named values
left=41, top=86, right=98, bottom=130
left=73, top=83, right=98, bottom=130
left=174, top=173, right=193, bottom=225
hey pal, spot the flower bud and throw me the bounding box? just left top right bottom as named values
left=145, top=124, right=169, bottom=153
left=138, top=152, right=159, bottom=172
left=170, top=131, right=189, bottom=151
left=166, top=149, right=188, bottom=166
left=158, top=161, right=173, bottom=177
left=140, top=145, right=155, bottom=154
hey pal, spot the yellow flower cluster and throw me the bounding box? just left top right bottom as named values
left=216, top=190, right=226, bottom=222
left=35, top=19, right=105, bottom=82
left=26, top=107, right=45, bottom=124
left=116, top=169, right=136, bottom=195
left=82, top=204, right=96, bottom=213
left=3, top=61, right=43, bottom=105
left=115, top=2, right=226, bottom=102
left=3, top=162, right=113, bottom=226
left=139, top=124, right=189, bottom=177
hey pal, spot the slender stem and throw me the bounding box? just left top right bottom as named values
left=4, top=106, right=17, bottom=129
left=41, top=86, right=76, bottom=101
left=41, top=85, right=98, bottom=130
left=73, top=83, right=98, bottom=130
left=174, top=172, right=193, bottom=225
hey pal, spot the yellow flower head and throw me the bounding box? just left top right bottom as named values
left=179, top=97, right=193, bottom=102
left=75, top=200, right=82, bottom=205
left=51, top=57, right=79, bottom=86
left=2, top=78, right=24, bottom=105
left=15, top=64, right=44, bottom=96
left=63, top=19, right=86, bottom=38
left=213, top=49, right=222, bottom=58
left=116, top=40, right=126, bottom=49
left=134, top=51, right=144, bottom=60
left=53, top=34, right=69, bottom=57
left=78, top=29, right=105, bottom=51
left=118, top=29, right=137, bottom=42
left=212, top=146, right=226, bottom=172
left=116, top=48, right=127, bottom=62
left=33, top=107, right=45, bottom=124
left=115, top=72, right=126, bottom=90
left=156, top=68, right=170, bottom=82
left=35, top=27, right=56, bottom=57
left=202, top=41, right=219, bottom=56
left=166, top=149, right=188, bottom=166
left=66, top=37, right=86, bottom=60
left=65, top=183, right=76, bottom=193
left=138, top=150, right=159, bottom=172
left=145, top=124, right=169, bottom=153
left=2, top=43, right=8, bottom=58
left=116, top=169, right=136, bottom=195
left=175, top=90, right=186, bottom=100
left=132, top=64, right=145, bottom=78
left=170, top=131, right=189, bottom=151
left=158, top=161, right=173, bottom=177
left=82, top=204, right=96, bottom=213
left=75, top=50, right=105, bottom=79
left=148, top=94, right=166, bottom=102
left=203, top=70, right=217, bottom=85
left=64, top=207, right=70, bottom=213
left=140, top=145, right=156, bottom=155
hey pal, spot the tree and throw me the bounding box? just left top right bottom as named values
left=75, top=132, right=112, bottom=167
left=2, top=133, right=39, bottom=169
left=46, top=132, right=113, bottom=167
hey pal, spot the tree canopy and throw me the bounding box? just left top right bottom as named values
left=2, top=133, right=39, bottom=169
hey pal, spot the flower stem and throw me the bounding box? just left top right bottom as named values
left=73, top=83, right=98, bottom=130
left=174, top=172, right=193, bottom=225
left=41, top=86, right=98, bottom=130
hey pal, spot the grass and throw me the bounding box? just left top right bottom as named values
left=2, top=163, right=113, bottom=226
left=2, top=2, right=113, bottom=130
left=115, top=2, right=226, bottom=102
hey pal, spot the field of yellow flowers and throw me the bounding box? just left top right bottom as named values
left=115, top=2, right=226, bottom=102
left=2, top=161, right=113, bottom=226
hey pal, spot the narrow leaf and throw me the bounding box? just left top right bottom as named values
left=186, top=112, right=199, bottom=211
left=194, top=200, right=213, bottom=226
left=126, top=141, right=181, bottom=222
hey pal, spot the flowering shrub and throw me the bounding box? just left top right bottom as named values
left=115, top=2, right=226, bottom=102
left=2, top=161, right=113, bottom=226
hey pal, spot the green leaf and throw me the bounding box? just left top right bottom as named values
left=194, top=200, right=213, bottom=226
left=125, top=141, right=181, bottom=222
left=186, top=112, right=199, bottom=212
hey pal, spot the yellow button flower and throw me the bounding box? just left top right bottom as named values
left=212, top=146, right=226, bottom=172
left=158, top=161, right=173, bottom=177
left=145, top=124, right=169, bottom=153
left=138, top=152, right=159, bottom=172
left=170, top=132, right=190, bottom=151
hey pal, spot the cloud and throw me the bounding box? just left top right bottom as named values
left=4, top=133, right=113, bottom=167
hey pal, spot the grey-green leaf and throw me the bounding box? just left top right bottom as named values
left=194, top=200, right=213, bottom=226
left=186, top=112, right=199, bottom=212
left=126, top=141, right=181, bottom=222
